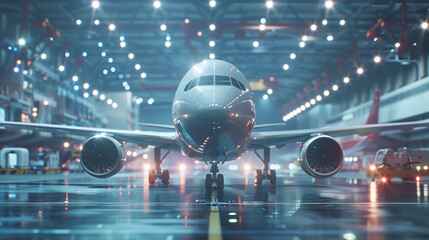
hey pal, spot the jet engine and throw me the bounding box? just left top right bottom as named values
left=80, top=135, right=125, bottom=178
left=298, top=135, right=344, bottom=178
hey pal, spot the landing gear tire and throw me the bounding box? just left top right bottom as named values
left=149, top=169, right=156, bottom=184
left=254, top=169, right=263, bottom=185
left=269, top=169, right=276, bottom=185
left=205, top=174, right=213, bottom=191
left=217, top=174, right=224, bottom=190
left=162, top=169, right=170, bottom=185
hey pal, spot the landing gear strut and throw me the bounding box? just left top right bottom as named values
left=205, top=162, right=224, bottom=191
left=254, top=148, right=276, bottom=185
left=149, top=147, right=171, bottom=185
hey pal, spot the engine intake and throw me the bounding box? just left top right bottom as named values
left=80, top=135, right=125, bottom=178
left=298, top=135, right=344, bottom=178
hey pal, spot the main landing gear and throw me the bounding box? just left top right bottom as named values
left=148, top=147, right=171, bottom=185
left=254, top=148, right=276, bottom=186
left=205, top=162, right=224, bottom=191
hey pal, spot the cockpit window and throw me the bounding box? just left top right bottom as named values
left=187, top=77, right=198, bottom=90
left=184, top=80, right=192, bottom=91
left=231, top=77, right=245, bottom=91
left=199, top=75, right=213, bottom=85
left=215, top=76, right=231, bottom=85
left=237, top=80, right=246, bottom=91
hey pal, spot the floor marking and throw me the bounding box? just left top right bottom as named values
left=208, top=189, right=222, bottom=240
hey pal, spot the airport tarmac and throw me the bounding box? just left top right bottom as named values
left=0, top=170, right=429, bottom=240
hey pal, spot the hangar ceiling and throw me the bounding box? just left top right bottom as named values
left=2, top=0, right=429, bottom=106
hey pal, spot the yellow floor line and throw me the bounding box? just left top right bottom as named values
left=208, top=190, right=222, bottom=240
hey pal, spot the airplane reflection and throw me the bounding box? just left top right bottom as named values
left=367, top=181, right=385, bottom=240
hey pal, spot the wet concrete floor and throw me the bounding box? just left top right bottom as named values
left=0, top=170, right=428, bottom=240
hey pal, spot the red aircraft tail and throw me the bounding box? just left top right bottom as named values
left=365, top=90, right=381, bottom=125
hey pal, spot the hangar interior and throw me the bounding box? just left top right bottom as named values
left=1, top=0, right=429, bottom=239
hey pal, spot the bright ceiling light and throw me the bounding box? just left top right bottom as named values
left=310, top=99, right=316, bottom=105
left=83, top=83, right=89, bottom=89
left=357, top=67, right=364, bottom=75
left=343, top=76, right=350, bottom=83
left=209, top=0, right=216, bottom=7
left=103, top=69, right=108, bottom=75
left=300, top=105, right=306, bottom=111
left=316, top=95, right=322, bottom=101
left=141, top=72, right=147, bottom=78
left=253, top=41, right=259, bottom=47
left=322, top=19, right=328, bottom=25
left=112, top=102, right=118, bottom=108
left=107, top=99, right=113, bottom=105
left=332, top=84, right=339, bottom=91
left=18, top=38, right=26, bottom=46
left=135, top=64, right=141, bottom=70
left=101, top=51, right=106, bottom=57
left=299, top=41, right=305, bottom=48
left=327, top=35, right=334, bottom=41
left=340, top=19, right=346, bottom=25
left=120, top=42, right=126, bottom=48
left=374, top=56, right=381, bottom=63
left=209, top=40, right=215, bottom=47
left=72, top=75, right=78, bottom=82
left=94, top=19, right=100, bottom=25
left=302, top=35, right=308, bottom=41
left=110, top=67, right=116, bottom=72
left=98, top=41, right=103, bottom=47
left=310, top=24, right=317, bottom=31
left=148, top=98, right=154, bottom=105
left=108, top=57, right=113, bottom=63
left=325, top=0, right=334, bottom=9
left=395, top=42, right=400, bottom=48
left=83, top=92, right=89, bottom=98
left=153, top=0, right=161, bottom=8
left=91, top=0, right=100, bottom=8
left=421, top=21, right=428, bottom=29
left=128, top=53, right=134, bottom=59
left=266, top=0, right=274, bottom=9
left=263, top=94, right=268, bottom=100
left=209, top=24, right=216, bottom=31
left=323, top=90, right=330, bottom=96
left=40, top=53, right=47, bottom=60
left=305, top=102, right=310, bottom=108
left=58, top=65, right=65, bottom=72
left=260, top=18, right=266, bottom=24
left=92, top=89, right=99, bottom=96
left=109, top=23, right=115, bottom=31
left=99, top=94, right=106, bottom=100
left=259, top=24, right=266, bottom=31
left=209, top=53, right=215, bottom=59
left=160, top=24, right=167, bottom=31
left=267, top=89, right=273, bottom=94
left=290, top=53, right=296, bottom=59
left=76, top=19, right=82, bottom=25
left=165, top=41, right=171, bottom=47
left=283, top=64, right=289, bottom=70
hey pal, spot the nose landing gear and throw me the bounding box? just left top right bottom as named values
left=205, top=162, right=224, bottom=191
left=254, top=148, right=276, bottom=186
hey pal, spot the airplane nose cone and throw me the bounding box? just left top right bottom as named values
left=194, top=91, right=231, bottom=110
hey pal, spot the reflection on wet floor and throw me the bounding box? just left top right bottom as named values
left=0, top=171, right=429, bottom=239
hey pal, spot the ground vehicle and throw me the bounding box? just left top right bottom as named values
left=367, top=147, right=429, bottom=182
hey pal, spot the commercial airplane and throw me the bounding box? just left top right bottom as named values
left=2, top=60, right=429, bottom=191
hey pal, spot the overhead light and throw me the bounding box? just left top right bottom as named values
left=40, top=53, right=47, bottom=60
left=135, top=64, right=141, bottom=70
left=322, top=19, right=328, bottom=25
left=395, top=42, right=401, bottom=48
left=209, top=53, right=215, bottom=59
left=299, top=41, right=305, bottom=48
left=92, top=89, right=99, bottom=96
left=94, top=19, right=100, bottom=25
left=310, top=99, right=316, bottom=105
left=58, top=65, right=65, bottom=72
left=18, top=38, right=26, bottom=46
left=266, top=0, right=274, bottom=9
left=302, top=35, right=308, bottom=41
left=184, top=18, right=190, bottom=24
left=209, top=24, right=216, bottom=31
left=316, top=95, right=322, bottom=101
left=148, top=98, right=155, bottom=105
left=110, top=67, right=116, bottom=72
left=263, top=94, right=268, bottom=100
left=108, top=57, right=113, bottom=63
left=300, top=105, right=306, bottom=111
left=91, top=0, right=100, bottom=8
left=357, top=67, right=364, bottom=75
left=107, top=99, right=113, bottom=105
left=323, top=90, right=330, bottom=96
left=136, top=98, right=143, bottom=104
left=340, top=19, right=346, bottom=25
left=112, top=102, right=118, bottom=108
left=103, top=69, right=108, bottom=75
left=267, top=89, right=273, bottom=94
left=305, top=102, right=311, bottom=108
left=343, top=76, right=350, bottom=83
left=197, top=31, right=203, bottom=37
left=325, top=0, right=334, bottom=9
left=76, top=19, right=82, bottom=25
left=82, top=52, right=87, bottom=57
left=290, top=53, right=296, bottom=59
left=310, top=24, right=317, bottom=31
left=421, top=21, right=428, bottom=30
left=83, top=92, right=89, bottom=98
left=72, top=75, right=78, bottom=82
left=98, top=41, right=103, bottom=47
left=73, top=85, right=79, bottom=91
left=83, top=83, right=89, bottom=89
left=259, top=24, right=266, bottom=31
left=101, top=51, right=106, bottom=57
left=109, top=23, right=115, bottom=31
left=260, top=18, right=266, bottom=24
left=327, top=35, right=334, bottom=41
left=160, top=24, right=167, bottom=31
left=253, top=41, right=259, bottom=48
left=128, top=53, right=134, bottom=59
left=283, top=64, right=289, bottom=70
left=165, top=41, right=171, bottom=47
left=99, top=94, right=106, bottom=100
left=119, top=36, right=125, bottom=41
left=209, top=0, right=216, bottom=7
left=209, top=40, right=215, bottom=47
left=153, top=0, right=161, bottom=8
left=141, top=72, right=147, bottom=78
left=65, top=52, right=70, bottom=58
left=332, top=84, right=339, bottom=91
left=374, top=56, right=381, bottom=63
left=120, top=41, right=126, bottom=48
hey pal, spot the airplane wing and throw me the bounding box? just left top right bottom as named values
left=249, top=119, right=429, bottom=149
left=138, top=122, right=175, bottom=130
left=0, top=121, right=179, bottom=150
left=253, top=123, right=286, bottom=130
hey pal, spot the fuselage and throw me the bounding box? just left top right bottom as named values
left=172, top=60, right=255, bottom=162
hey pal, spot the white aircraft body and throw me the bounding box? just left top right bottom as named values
left=2, top=60, right=429, bottom=190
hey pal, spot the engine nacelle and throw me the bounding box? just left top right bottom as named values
left=298, top=135, right=344, bottom=178
left=80, top=135, right=125, bottom=178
